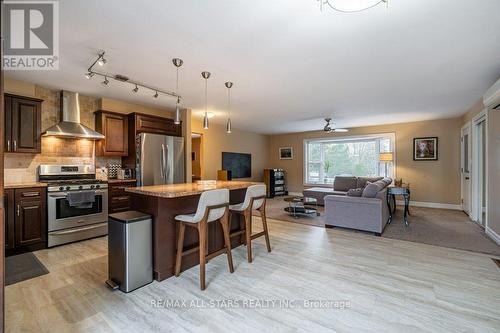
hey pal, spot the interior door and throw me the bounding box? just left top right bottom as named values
left=461, top=125, right=471, bottom=214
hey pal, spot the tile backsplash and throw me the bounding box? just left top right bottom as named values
left=4, top=85, right=120, bottom=184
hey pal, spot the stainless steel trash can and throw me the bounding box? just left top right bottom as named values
left=107, top=211, right=153, bottom=292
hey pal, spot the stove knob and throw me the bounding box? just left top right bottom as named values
left=59, top=186, right=64, bottom=191
left=90, top=185, right=95, bottom=189
left=95, top=184, right=100, bottom=189
left=66, top=186, right=71, bottom=191
left=78, top=185, right=83, bottom=190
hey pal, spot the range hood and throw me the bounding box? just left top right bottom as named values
left=42, top=91, right=105, bottom=140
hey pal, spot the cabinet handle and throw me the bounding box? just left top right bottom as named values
left=22, top=191, right=40, bottom=197
left=7, top=139, right=11, bottom=152
left=17, top=204, right=20, bottom=217
left=13, top=140, right=17, bottom=152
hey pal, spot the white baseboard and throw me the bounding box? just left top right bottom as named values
left=395, top=200, right=462, bottom=211
left=486, top=227, right=500, bottom=246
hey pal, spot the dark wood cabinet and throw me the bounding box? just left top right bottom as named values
left=108, top=180, right=136, bottom=214
left=135, top=113, right=181, bottom=136
left=94, top=110, right=128, bottom=156
left=4, top=189, right=15, bottom=250
left=4, top=94, right=43, bottom=153
left=5, top=187, right=47, bottom=255
left=123, top=113, right=181, bottom=169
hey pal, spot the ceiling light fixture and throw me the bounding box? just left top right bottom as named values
left=84, top=72, right=94, bottom=79
left=201, top=71, right=211, bottom=130
left=318, top=0, right=388, bottom=13
left=323, top=118, right=348, bottom=132
left=101, top=76, right=109, bottom=86
left=225, top=81, right=233, bottom=134
left=86, top=51, right=182, bottom=99
left=172, top=58, right=184, bottom=125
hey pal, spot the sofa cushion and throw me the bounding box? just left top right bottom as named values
left=357, top=176, right=383, bottom=189
left=333, top=176, right=357, bottom=191
left=347, top=188, right=363, bottom=197
left=362, top=181, right=382, bottom=198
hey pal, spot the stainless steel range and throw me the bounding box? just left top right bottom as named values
left=38, top=165, right=108, bottom=247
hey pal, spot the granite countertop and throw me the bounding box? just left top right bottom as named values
left=107, top=179, right=137, bottom=184
left=126, top=181, right=261, bottom=198
left=5, top=182, right=48, bottom=189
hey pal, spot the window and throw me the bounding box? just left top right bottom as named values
left=304, top=134, right=395, bottom=185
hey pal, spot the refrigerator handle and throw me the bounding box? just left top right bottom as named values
left=161, top=144, right=166, bottom=180
left=165, top=144, right=170, bottom=183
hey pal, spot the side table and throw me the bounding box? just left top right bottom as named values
left=387, top=186, right=411, bottom=226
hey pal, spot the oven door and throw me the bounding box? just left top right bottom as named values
left=48, top=189, right=108, bottom=231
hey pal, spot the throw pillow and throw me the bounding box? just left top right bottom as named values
left=362, top=181, right=380, bottom=198
left=347, top=188, right=363, bottom=197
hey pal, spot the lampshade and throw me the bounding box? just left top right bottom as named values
left=379, top=152, right=393, bottom=162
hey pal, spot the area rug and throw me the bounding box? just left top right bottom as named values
left=6, top=252, right=49, bottom=286
left=261, top=197, right=500, bottom=256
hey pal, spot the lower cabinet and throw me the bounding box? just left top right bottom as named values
left=5, top=187, right=47, bottom=255
left=108, top=180, right=136, bottom=214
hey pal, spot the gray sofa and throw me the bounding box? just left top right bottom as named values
left=303, top=176, right=384, bottom=205
left=322, top=177, right=392, bottom=235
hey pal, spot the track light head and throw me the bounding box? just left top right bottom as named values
left=225, top=82, right=233, bottom=89
left=132, top=84, right=139, bottom=93
left=97, top=57, right=107, bottom=66
left=154, top=91, right=159, bottom=98
left=84, top=72, right=94, bottom=79
left=101, top=76, right=109, bottom=86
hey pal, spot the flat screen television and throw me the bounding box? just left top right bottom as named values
left=222, top=152, right=251, bottom=179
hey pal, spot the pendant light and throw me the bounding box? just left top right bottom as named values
left=201, top=71, right=211, bottom=129
left=172, top=58, right=184, bottom=125
left=225, top=82, right=233, bottom=134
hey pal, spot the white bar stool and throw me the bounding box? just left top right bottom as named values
left=229, top=184, right=271, bottom=263
left=174, top=188, right=233, bottom=290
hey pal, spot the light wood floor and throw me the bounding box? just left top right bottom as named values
left=5, top=218, right=500, bottom=333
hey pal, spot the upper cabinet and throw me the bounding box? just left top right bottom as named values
left=94, top=110, right=128, bottom=156
left=134, top=113, right=181, bottom=136
left=4, top=93, right=43, bottom=154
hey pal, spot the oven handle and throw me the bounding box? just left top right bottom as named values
left=50, top=222, right=108, bottom=235
left=49, top=190, right=107, bottom=198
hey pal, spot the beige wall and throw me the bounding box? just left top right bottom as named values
left=487, top=109, right=500, bottom=238
left=99, top=97, right=174, bottom=118
left=191, top=119, right=270, bottom=182
left=269, top=118, right=462, bottom=205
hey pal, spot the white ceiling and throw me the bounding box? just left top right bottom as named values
left=6, top=0, right=500, bottom=134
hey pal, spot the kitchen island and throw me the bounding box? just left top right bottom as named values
left=126, top=181, right=260, bottom=281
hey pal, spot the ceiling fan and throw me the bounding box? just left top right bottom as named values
left=323, top=118, right=349, bottom=133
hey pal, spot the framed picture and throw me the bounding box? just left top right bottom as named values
left=279, top=147, right=293, bottom=160
left=413, top=137, right=438, bottom=161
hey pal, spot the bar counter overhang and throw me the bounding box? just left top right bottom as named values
left=126, top=181, right=260, bottom=281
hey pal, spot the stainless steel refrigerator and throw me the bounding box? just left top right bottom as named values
left=136, top=133, right=185, bottom=186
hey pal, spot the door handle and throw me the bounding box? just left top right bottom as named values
left=165, top=144, right=170, bottom=182
left=6, top=139, right=10, bottom=152
left=13, top=140, right=17, bottom=152
left=17, top=204, right=20, bottom=216
left=465, top=177, right=470, bottom=180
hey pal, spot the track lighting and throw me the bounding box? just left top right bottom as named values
left=154, top=91, right=159, bottom=98
left=84, top=72, right=94, bottom=79
left=132, top=84, right=139, bottom=93
left=201, top=71, right=211, bottom=130
left=101, top=76, right=109, bottom=86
